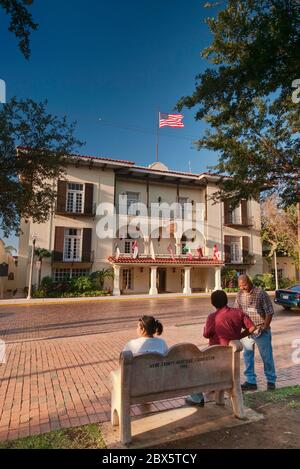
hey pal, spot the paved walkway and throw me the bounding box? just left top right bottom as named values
left=0, top=298, right=299, bottom=441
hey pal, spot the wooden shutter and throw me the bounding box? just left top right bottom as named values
left=53, top=227, right=64, bottom=261
left=224, top=235, right=231, bottom=263
left=242, top=236, right=250, bottom=260
left=56, top=180, right=67, bottom=212
left=241, top=200, right=248, bottom=225
left=223, top=200, right=230, bottom=224
left=84, top=183, right=94, bottom=214
left=82, top=228, right=92, bottom=262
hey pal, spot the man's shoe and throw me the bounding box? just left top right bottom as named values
left=185, top=393, right=205, bottom=407
left=267, top=382, right=276, bottom=391
left=241, top=382, right=258, bottom=391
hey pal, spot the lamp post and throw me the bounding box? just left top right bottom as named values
left=27, top=234, right=37, bottom=300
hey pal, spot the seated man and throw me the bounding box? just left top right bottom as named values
left=186, top=290, right=255, bottom=406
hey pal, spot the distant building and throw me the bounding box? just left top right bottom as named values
left=17, top=153, right=263, bottom=295
left=0, top=239, right=18, bottom=298
left=263, top=256, right=297, bottom=282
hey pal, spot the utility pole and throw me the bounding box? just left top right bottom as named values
left=27, top=234, right=37, bottom=300
left=274, top=250, right=279, bottom=290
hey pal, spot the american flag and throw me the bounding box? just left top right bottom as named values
left=159, top=113, right=184, bottom=128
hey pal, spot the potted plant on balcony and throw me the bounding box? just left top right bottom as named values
left=243, top=253, right=255, bottom=264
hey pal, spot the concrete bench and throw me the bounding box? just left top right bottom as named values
left=110, top=340, right=245, bottom=444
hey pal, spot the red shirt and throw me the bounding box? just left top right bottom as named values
left=203, top=306, right=255, bottom=346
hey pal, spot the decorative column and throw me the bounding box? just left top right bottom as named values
left=214, top=266, right=222, bottom=291
left=149, top=266, right=158, bottom=295
left=113, top=265, right=121, bottom=296
left=175, top=238, right=181, bottom=256
left=183, top=266, right=191, bottom=294
left=144, top=236, right=150, bottom=256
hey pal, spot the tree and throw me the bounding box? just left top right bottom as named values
left=177, top=0, right=300, bottom=271
left=4, top=244, right=16, bottom=255
left=0, top=0, right=38, bottom=59
left=0, top=97, right=83, bottom=236
left=261, top=196, right=297, bottom=260
left=34, top=247, right=51, bottom=286
left=90, top=269, right=114, bottom=290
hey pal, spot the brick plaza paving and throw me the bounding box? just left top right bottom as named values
left=0, top=297, right=299, bottom=441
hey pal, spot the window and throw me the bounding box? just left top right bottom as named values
left=178, top=197, right=188, bottom=218
left=236, top=269, right=246, bottom=276
left=66, top=183, right=84, bottom=213
left=124, top=240, right=134, bottom=254
left=71, top=268, right=90, bottom=278
left=126, top=192, right=140, bottom=215
left=63, top=228, right=82, bottom=261
left=53, top=268, right=71, bottom=282
left=122, top=269, right=133, bottom=290
left=228, top=205, right=241, bottom=224
left=230, top=237, right=241, bottom=263
left=53, top=268, right=90, bottom=282
left=272, top=269, right=283, bottom=280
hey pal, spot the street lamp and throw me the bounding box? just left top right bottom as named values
left=27, top=233, right=37, bottom=300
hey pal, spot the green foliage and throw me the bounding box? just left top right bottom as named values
left=252, top=273, right=275, bottom=291
left=35, top=248, right=51, bottom=260
left=0, top=424, right=106, bottom=449
left=221, top=267, right=238, bottom=288
left=252, top=273, right=294, bottom=291
left=32, top=273, right=113, bottom=298
left=244, top=385, right=300, bottom=408
left=177, top=0, right=300, bottom=206
left=69, top=275, right=94, bottom=293
left=0, top=0, right=38, bottom=59
left=90, top=268, right=114, bottom=290
left=0, top=97, right=83, bottom=236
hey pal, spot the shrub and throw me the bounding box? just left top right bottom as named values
left=252, top=273, right=275, bottom=291
left=69, top=276, right=94, bottom=293
left=221, top=267, right=238, bottom=288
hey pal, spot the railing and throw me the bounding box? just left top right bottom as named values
left=52, top=250, right=94, bottom=263
left=224, top=215, right=254, bottom=226
left=55, top=203, right=96, bottom=217
left=226, top=253, right=255, bottom=265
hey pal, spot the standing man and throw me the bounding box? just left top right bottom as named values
left=235, top=275, right=277, bottom=391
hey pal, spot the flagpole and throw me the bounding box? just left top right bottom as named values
left=156, top=111, right=159, bottom=162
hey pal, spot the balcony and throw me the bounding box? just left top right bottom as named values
left=52, top=250, right=94, bottom=263
left=224, top=214, right=254, bottom=227
left=226, top=253, right=255, bottom=265
left=55, top=203, right=96, bottom=218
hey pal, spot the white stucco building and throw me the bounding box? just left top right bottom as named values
left=17, top=153, right=263, bottom=295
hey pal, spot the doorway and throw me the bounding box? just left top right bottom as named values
left=157, top=268, right=166, bottom=293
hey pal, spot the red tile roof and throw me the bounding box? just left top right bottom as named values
left=108, top=256, right=224, bottom=265
left=16, top=147, right=135, bottom=165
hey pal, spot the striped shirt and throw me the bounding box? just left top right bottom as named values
left=234, top=287, right=274, bottom=326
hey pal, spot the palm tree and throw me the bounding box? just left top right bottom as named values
left=4, top=245, right=16, bottom=255
left=34, top=248, right=51, bottom=287
left=90, top=268, right=114, bottom=290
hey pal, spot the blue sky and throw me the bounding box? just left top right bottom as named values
left=1, top=0, right=221, bottom=249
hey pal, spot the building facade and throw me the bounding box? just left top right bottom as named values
left=17, top=154, right=263, bottom=295
left=0, top=240, right=18, bottom=298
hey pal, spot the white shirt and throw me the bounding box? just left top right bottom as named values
left=123, top=337, right=168, bottom=355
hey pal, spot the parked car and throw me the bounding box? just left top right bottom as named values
left=274, top=284, right=300, bottom=310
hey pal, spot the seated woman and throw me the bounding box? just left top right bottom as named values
left=123, top=315, right=168, bottom=355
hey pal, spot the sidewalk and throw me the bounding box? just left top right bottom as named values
left=0, top=309, right=298, bottom=442
left=0, top=291, right=274, bottom=307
